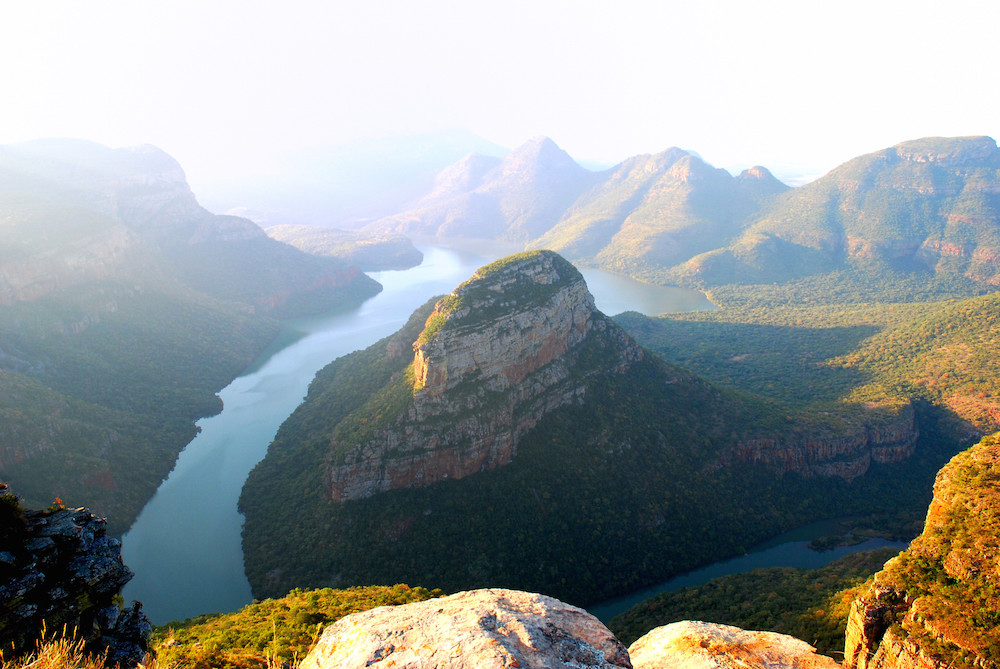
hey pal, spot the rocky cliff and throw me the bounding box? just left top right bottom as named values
left=844, top=432, right=1000, bottom=669
left=326, top=250, right=643, bottom=502
left=0, top=486, right=150, bottom=666
left=723, top=404, right=919, bottom=479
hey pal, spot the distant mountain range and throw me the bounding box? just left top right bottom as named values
left=197, top=129, right=508, bottom=227
left=0, top=139, right=379, bottom=529
left=678, top=136, right=1000, bottom=288
left=356, top=134, right=1000, bottom=294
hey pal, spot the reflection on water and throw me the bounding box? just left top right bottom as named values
left=121, top=247, right=712, bottom=623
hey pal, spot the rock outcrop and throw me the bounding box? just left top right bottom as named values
left=325, top=250, right=643, bottom=503
left=297, top=591, right=849, bottom=669
left=844, top=433, right=1000, bottom=669
left=0, top=489, right=150, bottom=666
left=627, top=621, right=840, bottom=669
left=724, top=404, right=919, bottom=480
left=299, top=588, right=632, bottom=669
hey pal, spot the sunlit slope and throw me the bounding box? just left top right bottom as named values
left=530, top=150, right=787, bottom=282
left=677, top=136, right=1000, bottom=288
left=368, top=137, right=600, bottom=242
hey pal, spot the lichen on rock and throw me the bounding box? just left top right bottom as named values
left=0, top=489, right=151, bottom=667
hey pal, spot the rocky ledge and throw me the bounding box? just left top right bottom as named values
left=326, top=250, right=643, bottom=503
left=844, top=432, right=1000, bottom=669
left=724, top=404, right=918, bottom=480
left=299, top=588, right=839, bottom=669
left=0, top=489, right=150, bottom=667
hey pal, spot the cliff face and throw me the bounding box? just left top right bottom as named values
left=724, top=405, right=919, bottom=480
left=844, top=433, right=1000, bottom=669
left=326, top=250, right=642, bottom=503
left=0, top=489, right=150, bottom=666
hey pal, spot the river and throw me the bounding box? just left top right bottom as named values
left=586, top=521, right=908, bottom=622
left=121, top=246, right=715, bottom=624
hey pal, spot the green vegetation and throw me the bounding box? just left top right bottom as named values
left=414, top=251, right=581, bottom=349
left=0, top=280, right=281, bottom=532
left=241, top=288, right=957, bottom=608
left=520, top=150, right=786, bottom=283
left=609, top=548, right=900, bottom=655
left=873, top=433, right=1000, bottom=666
left=669, top=136, right=1000, bottom=291
left=617, top=286, right=1000, bottom=436
left=0, top=141, right=381, bottom=532
left=155, top=584, right=442, bottom=669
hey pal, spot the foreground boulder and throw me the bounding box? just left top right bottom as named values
left=299, top=588, right=631, bottom=668
left=627, top=621, right=839, bottom=669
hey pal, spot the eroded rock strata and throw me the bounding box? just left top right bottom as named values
left=725, top=405, right=919, bottom=479
left=325, top=250, right=642, bottom=503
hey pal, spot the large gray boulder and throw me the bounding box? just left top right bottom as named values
left=299, top=588, right=631, bottom=668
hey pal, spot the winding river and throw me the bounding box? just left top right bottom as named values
left=121, top=246, right=715, bottom=624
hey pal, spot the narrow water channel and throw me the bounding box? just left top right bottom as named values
left=121, top=247, right=713, bottom=624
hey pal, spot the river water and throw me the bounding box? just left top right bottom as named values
left=121, top=246, right=715, bottom=624
left=586, top=522, right=907, bottom=622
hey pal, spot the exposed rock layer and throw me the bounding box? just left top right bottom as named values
left=0, top=497, right=150, bottom=666
left=726, top=405, right=919, bottom=480
left=326, top=251, right=643, bottom=503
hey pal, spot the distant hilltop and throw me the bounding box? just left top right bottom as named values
left=353, top=134, right=1000, bottom=293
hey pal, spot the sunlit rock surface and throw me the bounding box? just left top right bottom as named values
left=627, top=621, right=839, bottom=669
left=326, top=250, right=643, bottom=503
left=844, top=433, right=1000, bottom=669
left=299, top=588, right=631, bottom=669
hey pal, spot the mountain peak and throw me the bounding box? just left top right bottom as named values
left=501, top=136, right=585, bottom=175
left=736, top=165, right=790, bottom=197
left=320, top=251, right=641, bottom=503
left=414, top=250, right=589, bottom=360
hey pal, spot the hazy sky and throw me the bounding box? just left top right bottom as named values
left=2, top=0, right=997, bottom=186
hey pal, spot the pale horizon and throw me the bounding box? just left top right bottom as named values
left=2, top=0, right=997, bottom=192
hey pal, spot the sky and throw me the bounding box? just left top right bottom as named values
left=2, top=0, right=998, bottom=188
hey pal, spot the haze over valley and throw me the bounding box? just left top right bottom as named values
left=3, top=2, right=1000, bottom=668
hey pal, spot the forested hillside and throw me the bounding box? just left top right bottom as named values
left=0, top=140, right=380, bottom=530
left=241, top=252, right=957, bottom=608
